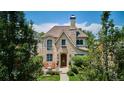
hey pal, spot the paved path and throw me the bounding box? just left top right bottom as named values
left=59, top=68, right=69, bottom=81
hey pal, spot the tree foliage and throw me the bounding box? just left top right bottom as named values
left=0, top=12, right=42, bottom=80
left=68, top=11, right=124, bottom=81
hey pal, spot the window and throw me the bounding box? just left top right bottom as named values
left=47, top=40, right=52, bottom=50
left=61, top=39, right=66, bottom=46
left=76, top=40, right=80, bottom=45
left=61, top=39, right=66, bottom=48
left=80, top=40, right=83, bottom=45
left=47, top=54, right=53, bottom=61
left=76, top=39, right=83, bottom=45
left=76, top=32, right=80, bottom=36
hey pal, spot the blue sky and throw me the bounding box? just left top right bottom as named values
left=24, top=11, right=124, bottom=34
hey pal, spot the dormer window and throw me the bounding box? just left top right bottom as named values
left=47, top=39, right=52, bottom=50
left=76, top=39, right=84, bottom=45
left=76, top=32, right=80, bottom=37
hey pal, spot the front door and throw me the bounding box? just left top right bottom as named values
left=61, top=54, right=67, bottom=67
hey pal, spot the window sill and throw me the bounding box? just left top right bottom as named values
left=61, top=45, right=67, bottom=48
left=76, top=45, right=87, bottom=47
left=47, top=48, right=53, bottom=50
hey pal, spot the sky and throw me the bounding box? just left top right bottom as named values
left=25, top=11, right=124, bottom=35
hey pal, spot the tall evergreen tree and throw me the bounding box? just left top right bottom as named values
left=0, top=12, right=42, bottom=80
left=99, top=12, right=121, bottom=80
left=100, top=11, right=110, bottom=80
left=115, top=26, right=124, bottom=80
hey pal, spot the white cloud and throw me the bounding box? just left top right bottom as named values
left=115, top=25, right=122, bottom=29
left=33, top=22, right=122, bottom=39
left=77, top=23, right=102, bottom=35
left=33, top=22, right=102, bottom=35
left=33, top=23, right=59, bottom=33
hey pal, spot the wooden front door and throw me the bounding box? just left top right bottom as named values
left=61, top=54, right=67, bottom=67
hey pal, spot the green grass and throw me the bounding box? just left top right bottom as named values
left=69, top=76, right=80, bottom=81
left=37, top=75, right=60, bottom=81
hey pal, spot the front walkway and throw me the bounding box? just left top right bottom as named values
left=59, top=67, right=69, bottom=81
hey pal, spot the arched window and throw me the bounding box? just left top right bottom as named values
left=47, top=39, right=52, bottom=50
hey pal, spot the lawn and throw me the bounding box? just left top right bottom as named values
left=69, top=76, right=80, bottom=81
left=37, top=75, right=60, bottom=81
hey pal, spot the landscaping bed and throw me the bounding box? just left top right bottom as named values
left=37, top=70, right=60, bottom=81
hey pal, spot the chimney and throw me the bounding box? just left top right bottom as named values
left=70, top=15, right=76, bottom=29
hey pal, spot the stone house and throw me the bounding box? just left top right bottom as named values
left=38, top=15, right=88, bottom=70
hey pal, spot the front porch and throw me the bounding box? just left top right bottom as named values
left=43, top=52, right=70, bottom=73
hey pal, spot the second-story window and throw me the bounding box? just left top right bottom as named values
left=47, top=39, right=52, bottom=50
left=61, top=39, right=66, bottom=48
left=61, top=39, right=66, bottom=46
left=76, top=32, right=80, bottom=37
left=76, top=39, right=83, bottom=45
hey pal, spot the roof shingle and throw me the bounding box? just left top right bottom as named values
left=43, top=26, right=88, bottom=38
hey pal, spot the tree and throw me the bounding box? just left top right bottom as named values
left=99, top=11, right=111, bottom=80
left=39, top=32, right=45, bottom=42
left=68, top=11, right=124, bottom=81
left=68, top=31, right=105, bottom=80
left=99, top=12, right=123, bottom=80
left=0, top=12, right=42, bottom=80
left=115, top=26, right=124, bottom=80
left=70, top=55, right=102, bottom=81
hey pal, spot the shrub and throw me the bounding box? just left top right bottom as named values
left=67, top=70, right=74, bottom=76
left=69, top=61, right=71, bottom=66
left=71, top=67, right=78, bottom=74
left=53, top=71, right=59, bottom=75
left=31, top=56, right=43, bottom=64
left=46, top=70, right=59, bottom=75
left=72, top=55, right=91, bottom=67
left=72, top=56, right=84, bottom=67
left=27, top=55, right=43, bottom=80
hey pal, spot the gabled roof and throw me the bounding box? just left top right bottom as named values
left=43, top=26, right=70, bottom=38
left=77, top=30, right=88, bottom=38
left=55, top=31, right=88, bottom=52
left=42, top=25, right=88, bottom=51
left=43, top=26, right=88, bottom=38
left=55, top=31, right=75, bottom=45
